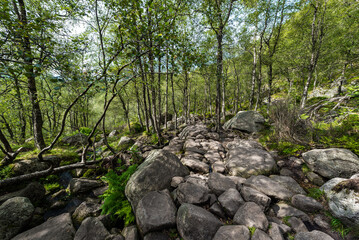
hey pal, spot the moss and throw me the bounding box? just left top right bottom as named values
left=302, top=164, right=311, bottom=174
left=282, top=216, right=292, bottom=227
left=307, top=188, right=325, bottom=200
left=333, top=178, right=359, bottom=193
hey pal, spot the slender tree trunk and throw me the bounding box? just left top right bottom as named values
left=134, top=79, right=143, bottom=128
left=268, top=64, right=273, bottom=105
left=338, top=63, right=347, bottom=95
left=14, top=76, right=26, bottom=142
left=171, top=73, right=177, bottom=130
left=165, top=49, right=169, bottom=129
left=0, top=129, right=12, bottom=153
left=250, top=45, right=257, bottom=109
left=0, top=115, right=14, bottom=140
left=215, top=28, right=223, bottom=131
left=157, top=55, right=162, bottom=127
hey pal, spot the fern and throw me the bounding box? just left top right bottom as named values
left=100, top=164, right=138, bottom=226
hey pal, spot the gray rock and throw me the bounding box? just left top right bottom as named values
left=288, top=217, right=308, bottom=233
left=143, top=232, right=170, bottom=240
left=209, top=203, right=227, bottom=219
left=0, top=182, right=45, bottom=204
left=212, top=162, right=226, bottom=173
left=226, top=139, right=265, bottom=150
left=118, top=136, right=135, bottom=150
left=108, top=130, right=119, bottom=138
left=122, top=225, right=139, bottom=240
left=107, top=234, right=125, bottom=240
left=171, top=176, right=184, bottom=188
left=218, top=188, right=244, bottom=218
left=294, top=230, right=334, bottom=240
left=72, top=202, right=101, bottom=227
left=240, top=186, right=271, bottom=210
left=92, top=186, right=109, bottom=197
left=307, top=172, right=325, bottom=186
left=280, top=168, right=293, bottom=176
left=272, top=203, right=309, bottom=221
left=68, top=178, right=103, bottom=194
left=270, top=175, right=306, bottom=195
left=62, top=133, right=87, bottom=146
left=244, top=175, right=294, bottom=200
left=233, top=202, right=269, bottom=231
left=291, top=194, right=323, bottom=212
left=0, top=197, right=34, bottom=240
left=213, top=225, right=250, bottom=240
left=180, top=125, right=208, bottom=140
left=208, top=172, right=236, bottom=196
left=268, top=222, right=285, bottom=240
left=74, top=217, right=110, bottom=240
left=321, top=177, right=359, bottom=226
left=252, top=229, right=272, bottom=240
left=13, top=159, right=51, bottom=175
left=136, top=191, right=176, bottom=235
left=177, top=203, right=222, bottom=240
left=125, top=150, right=189, bottom=210
left=313, top=215, right=331, bottom=229
left=181, top=158, right=209, bottom=173
left=176, top=182, right=210, bottom=205
left=226, top=144, right=277, bottom=178
left=223, top=111, right=265, bottom=133
left=302, top=148, right=359, bottom=178
left=12, top=213, right=75, bottom=240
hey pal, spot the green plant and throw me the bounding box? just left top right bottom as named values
left=79, top=127, right=93, bottom=136
left=44, top=182, right=61, bottom=192
left=307, top=188, right=325, bottom=200
left=100, top=164, right=138, bottom=226
left=248, top=226, right=256, bottom=236
left=282, top=216, right=292, bottom=227
left=325, top=212, right=352, bottom=239
left=0, top=164, right=14, bottom=180
left=302, top=164, right=311, bottom=174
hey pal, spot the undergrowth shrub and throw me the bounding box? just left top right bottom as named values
left=100, top=164, right=138, bottom=226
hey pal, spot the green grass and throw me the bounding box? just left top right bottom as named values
left=0, top=164, right=14, bottom=180
left=302, top=164, right=311, bottom=174
left=307, top=188, right=325, bottom=200
left=248, top=227, right=256, bottom=236
left=325, top=211, right=352, bottom=239
left=282, top=216, right=292, bottom=227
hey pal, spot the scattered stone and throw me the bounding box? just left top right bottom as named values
left=143, top=231, right=171, bottom=240
left=118, top=136, right=135, bottom=150
left=209, top=203, right=227, bottom=219
left=288, top=217, right=308, bottom=233
left=72, top=201, right=101, bottom=227
left=62, top=133, right=87, bottom=146
left=176, top=182, right=210, bottom=205
left=136, top=191, right=176, bottom=235
left=92, top=186, right=109, bottom=197
left=177, top=203, right=222, bottom=240
left=270, top=175, right=306, bottom=195
left=0, top=182, right=45, bottom=204
left=226, top=143, right=277, bottom=178
left=268, top=222, right=285, bottom=240
left=218, top=188, right=244, bottom=218
left=291, top=194, right=323, bottom=212
left=122, top=225, right=139, bottom=240
left=12, top=213, right=75, bottom=240
left=213, top=225, right=250, bottom=240
left=208, top=172, right=236, bottom=196
left=68, top=178, right=103, bottom=194
left=0, top=197, right=34, bottom=240
left=125, top=149, right=189, bottom=210
left=252, top=229, right=272, bottom=240
left=272, top=203, right=309, bottom=221
left=108, top=130, right=119, bottom=138
left=13, top=159, right=51, bottom=175
left=223, top=111, right=265, bottom=133
left=240, top=186, right=271, bottom=210
left=181, top=158, right=209, bottom=173
left=313, top=215, right=331, bottom=229
left=294, top=230, right=334, bottom=240
left=280, top=168, right=293, bottom=176
left=307, top=172, right=325, bottom=186
left=233, top=202, right=269, bottom=231
left=171, top=176, right=185, bottom=188
left=302, top=148, right=359, bottom=178
left=74, top=217, right=110, bottom=240
left=212, top=162, right=226, bottom=173
left=244, top=175, right=294, bottom=200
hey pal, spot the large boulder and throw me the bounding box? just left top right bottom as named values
left=125, top=149, right=189, bottom=210
left=223, top=111, right=265, bottom=133
left=0, top=182, right=45, bottom=204
left=118, top=136, right=135, bottom=150
left=12, top=213, right=75, bottom=240
left=269, top=175, right=306, bottom=195
left=233, top=202, right=269, bottom=231
left=208, top=172, right=237, bottom=196
left=291, top=194, right=323, bottom=213
left=177, top=203, right=222, bottom=240
left=218, top=188, right=244, bottom=218
left=176, top=182, right=210, bottom=205
left=13, top=160, right=50, bottom=175
left=0, top=197, right=34, bottom=240
left=294, top=230, right=334, bottom=240
left=62, top=133, right=87, bottom=146
left=244, top=175, right=294, bottom=200
left=302, top=148, right=359, bottom=178
left=72, top=202, right=101, bottom=227
left=136, top=190, right=177, bottom=235
left=320, top=177, right=359, bottom=227
left=240, top=186, right=271, bottom=210
left=68, top=178, right=103, bottom=194
left=226, top=141, right=277, bottom=178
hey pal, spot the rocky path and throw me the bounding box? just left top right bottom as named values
left=1, top=119, right=359, bottom=240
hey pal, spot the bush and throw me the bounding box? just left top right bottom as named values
left=100, top=164, right=138, bottom=226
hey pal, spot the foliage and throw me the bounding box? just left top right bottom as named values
left=40, top=174, right=62, bottom=193
left=325, top=212, right=352, bottom=239
left=248, top=226, right=256, bottom=236
left=282, top=216, right=292, bottom=227
left=0, top=164, right=14, bottom=180
left=307, top=188, right=325, bottom=200
left=100, top=164, right=138, bottom=226
left=301, top=164, right=311, bottom=174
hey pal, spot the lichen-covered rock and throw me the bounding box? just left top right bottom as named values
left=233, top=202, right=269, bottom=231
left=12, top=213, right=75, bottom=240
left=223, top=111, right=265, bottom=133
left=74, top=217, right=110, bottom=240
left=294, top=230, right=334, bottom=240
left=0, top=197, right=34, bottom=240
left=269, top=175, right=306, bottom=195
left=218, top=188, right=244, bottom=218
left=0, top=182, right=45, bottom=205
left=136, top=191, right=176, bottom=235
left=62, top=133, right=87, bottom=146
left=125, top=150, right=189, bottom=210
left=208, top=172, right=236, bottom=196
left=68, top=178, right=103, bottom=194
left=177, top=203, right=222, bottom=240
left=72, top=202, right=101, bottom=227
left=176, top=182, right=210, bottom=205
left=118, top=136, right=135, bottom=150
left=240, top=186, right=271, bottom=210
left=291, top=194, right=323, bottom=213
left=272, top=203, right=309, bottom=221
left=302, top=148, right=359, bottom=178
